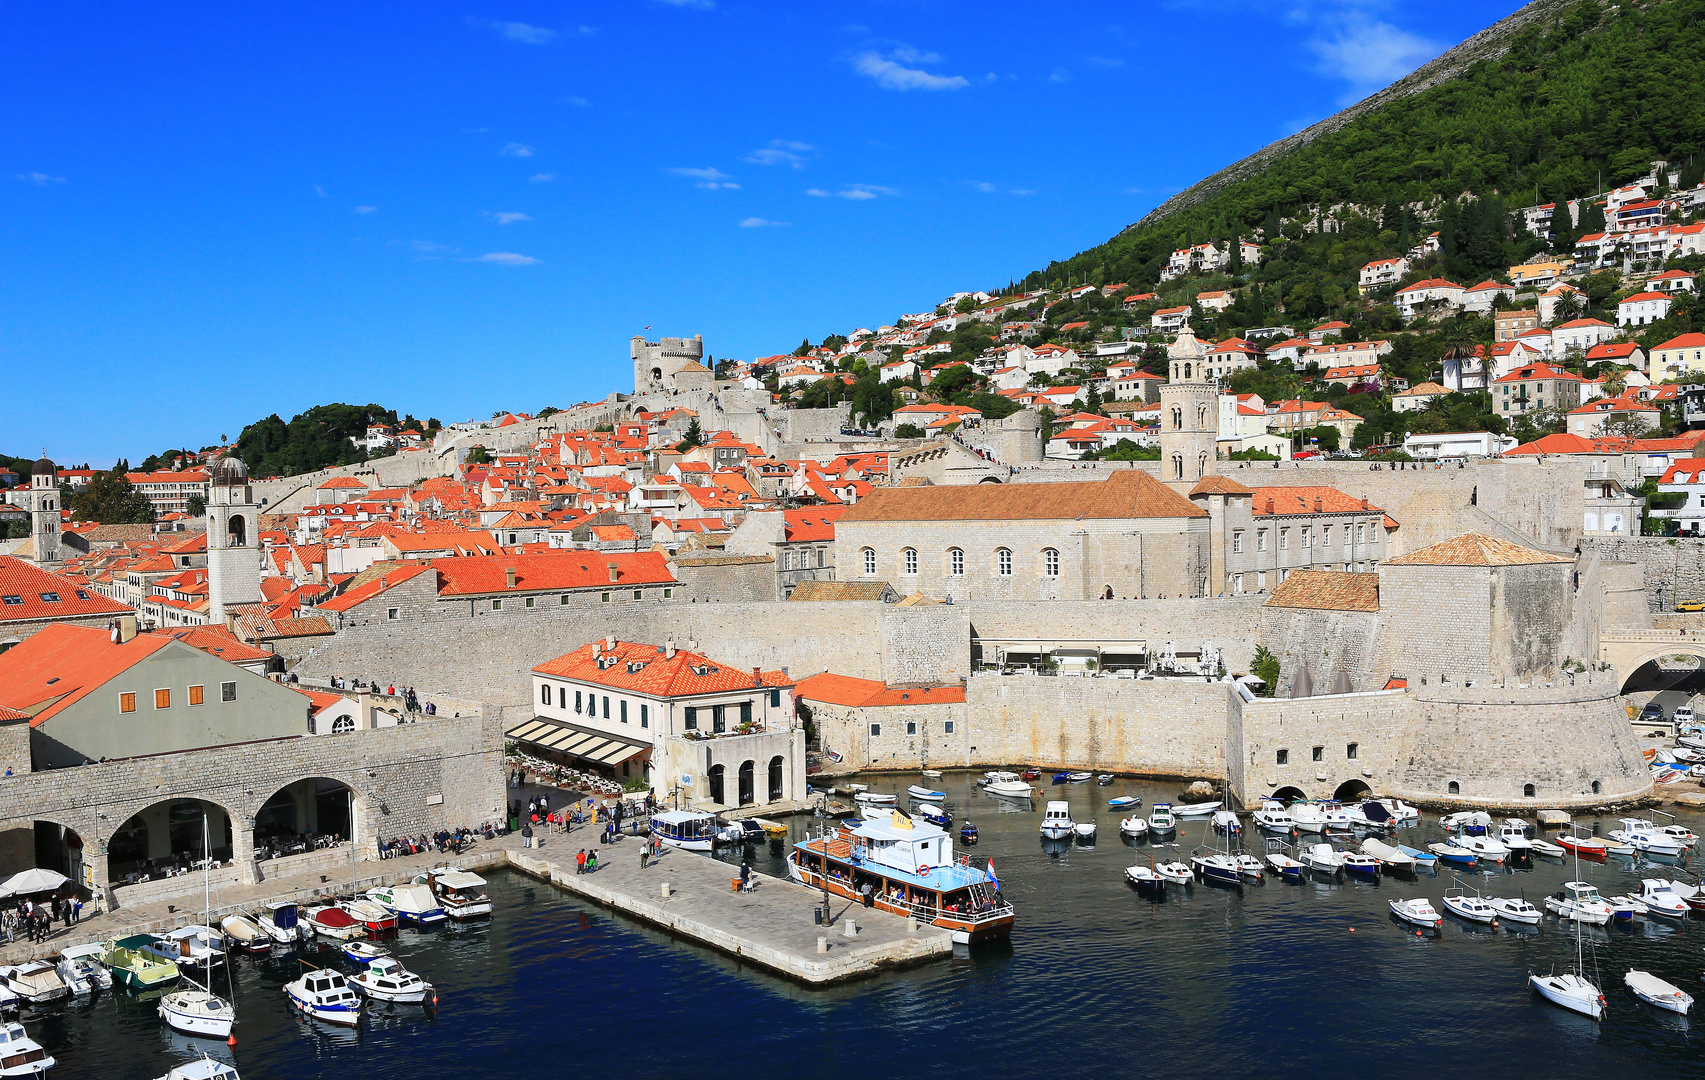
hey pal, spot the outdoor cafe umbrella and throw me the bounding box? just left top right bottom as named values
left=1, top=868, right=69, bottom=895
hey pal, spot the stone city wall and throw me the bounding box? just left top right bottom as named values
left=1582, top=536, right=1705, bottom=613
left=669, top=555, right=778, bottom=604
left=964, top=596, right=1264, bottom=672
left=1256, top=607, right=1384, bottom=695
left=1227, top=689, right=1410, bottom=806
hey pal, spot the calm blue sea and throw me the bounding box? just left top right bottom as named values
left=41, top=774, right=1705, bottom=1079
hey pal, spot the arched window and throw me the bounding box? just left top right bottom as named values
left=227, top=514, right=246, bottom=547
left=1197, top=405, right=1209, bottom=428
left=1042, top=548, right=1059, bottom=577
left=1171, top=407, right=1183, bottom=429
left=1183, top=363, right=1192, bottom=380
left=948, top=548, right=964, bottom=576
left=862, top=548, right=876, bottom=576
left=1523, top=783, right=1535, bottom=798
left=903, top=548, right=918, bottom=575
left=331, top=715, right=355, bottom=734
left=1172, top=454, right=1184, bottom=479
left=1591, top=780, right=1601, bottom=795
left=996, top=548, right=1012, bottom=576
left=1447, top=781, right=1460, bottom=795
left=1197, top=452, right=1208, bottom=478
left=768, top=756, right=785, bottom=802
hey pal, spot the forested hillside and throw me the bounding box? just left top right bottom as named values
left=232, top=404, right=433, bottom=478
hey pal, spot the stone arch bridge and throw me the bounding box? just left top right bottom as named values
left=1598, top=629, right=1705, bottom=688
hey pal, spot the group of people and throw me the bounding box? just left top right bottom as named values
left=1, top=894, right=83, bottom=944
left=326, top=678, right=438, bottom=715
left=378, top=823, right=496, bottom=859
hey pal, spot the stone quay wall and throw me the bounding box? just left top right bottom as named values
left=965, top=596, right=1264, bottom=672
left=1228, top=689, right=1410, bottom=807
left=1582, top=536, right=1705, bottom=613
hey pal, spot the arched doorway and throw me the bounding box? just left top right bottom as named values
left=768, top=756, right=784, bottom=802
left=708, top=764, right=726, bottom=805
left=738, top=761, right=755, bottom=806
left=106, top=798, right=234, bottom=881
left=253, top=777, right=354, bottom=861
left=1333, top=779, right=1371, bottom=803
left=1271, top=785, right=1308, bottom=803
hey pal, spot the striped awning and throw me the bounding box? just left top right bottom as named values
left=504, top=717, right=652, bottom=766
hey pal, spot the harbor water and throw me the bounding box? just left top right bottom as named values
left=41, top=773, right=1705, bottom=1078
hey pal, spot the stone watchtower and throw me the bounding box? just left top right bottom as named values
left=631, top=334, right=706, bottom=395
left=206, top=455, right=263, bottom=626
left=1159, top=332, right=1218, bottom=487
left=26, top=452, right=61, bottom=567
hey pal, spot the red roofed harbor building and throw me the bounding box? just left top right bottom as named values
left=516, top=639, right=801, bottom=808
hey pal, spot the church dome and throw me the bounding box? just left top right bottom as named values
left=31, top=454, right=55, bottom=478
left=209, top=455, right=249, bottom=486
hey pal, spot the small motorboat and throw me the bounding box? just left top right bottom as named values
left=350, top=956, right=434, bottom=1004
left=1361, top=837, right=1415, bottom=870
left=984, top=781, right=1034, bottom=800
left=1531, top=971, right=1604, bottom=1019
left=853, top=791, right=897, bottom=805
left=154, top=1057, right=240, bottom=1080
left=1488, top=894, right=1542, bottom=924
left=58, top=944, right=111, bottom=995
left=1639, top=879, right=1690, bottom=918
left=841, top=783, right=868, bottom=794
left=159, top=984, right=235, bottom=1038
left=959, top=823, right=979, bottom=845
left=907, top=785, right=946, bottom=802
left=339, top=898, right=398, bottom=934
left=1608, top=818, right=1686, bottom=856
left=921, top=769, right=942, bottom=779
left=145, top=927, right=227, bottom=975
left=365, top=884, right=448, bottom=926
left=979, top=772, right=1016, bottom=785
left=1251, top=801, right=1294, bottom=832
left=1299, top=843, right=1344, bottom=875
left=1453, top=833, right=1509, bottom=864
left=1148, top=804, right=1177, bottom=833
left=1264, top=840, right=1304, bottom=879
left=916, top=805, right=950, bottom=828
left=103, top=936, right=181, bottom=990
left=1066, top=772, right=1093, bottom=783
left=1074, top=821, right=1097, bottom=840
left=1545, top=881, right=1613, bottom=926
left=1019, top=769, right=1041, bottom=782
left=1289, top=802, right=1327, bottom=834
left=258, top=901, right=305, bottom=943
left=1120, top=816, right=1149, bottom=837
left=1667, top=878, right=1705, bottom=911
left=1389, top=897, right=1442, bottom=928
left=1175, top=801, right=1222, bottom=818
left=1096, top=774, right=1115, bottom=786
left=1558, top=834, right=1609, bottom=861
left=1233, top=854, right=1265, bottom=880
left=1427, top=841, right=1476, bottom=866
left=1341, top=851, right=1381, bottom=878
left=1050, top=772, right=1071, bottom=785
left=1442, top=886, right=1497, bottom=924
left=1319, top=801, right=1352, bottom=830
left=1348, top=801, right=1397, bottom=829
left=1125, top=863, right=1165, bottom=892
left=1189, top=847, right=1243, bottom=885
left=1040, top=802, right=1075, bottom=841
left=221, top=914, right=270, bottom=953
left=1155, top=860, right=1193, bottom=886
left=1375, top=798, right=1420, bottom=822
left=1441, top=811, right=1491, bottom=835
left=0, top=1021, right=54, bottom=1076
left=1211, top=810, right=1241, bottom=834
left=1626, top=970, right=1694, bottom=1014
left=340, top=941, right=391, bottom=966
left=1601, top=893, right=1646, bottom=920
left=0, top=962, right=69, bottom=1006
left=1396, top=844, right=1438, bottom=869
left=1496, top=823, right=1533, bottom=854
left=1528, top=837, right=1567, bottom=858
left=1107, top=796, right=1142, bottom=810
left=1659, top=823, right=1697, bottom=847
left=421, top=868, right=495, bottom=919
left=283, top=968, right=362, bottom=1026
left=305, top=905, right=366, bottom=941
left=753, top=818, right=790, bottom=838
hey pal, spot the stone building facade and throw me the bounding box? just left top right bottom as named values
left=632, top=334, right=707, bottom=394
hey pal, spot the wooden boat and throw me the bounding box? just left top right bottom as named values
left=220, top=914, right=270, bottom=953
left=103, top=936, right=181, bottom=990
left=906, top=785, right=946, bottom=801
left=1107, top=796, right=1142, bottom=810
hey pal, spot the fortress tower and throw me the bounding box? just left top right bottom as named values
left=631, top=334, right=706, bottom=395
left=1159, top=332, right=1218, bottom=487
left=206, top=455, right=263, bottom=625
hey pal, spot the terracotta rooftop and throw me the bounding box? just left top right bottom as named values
left=838, top=469, right=1205, bottom=523
left=794, top=672, right=965, bottom=707
left=1383, top=531, right=1571, bottom=567
left=0, top=556, right=133, bottom=624
left=788, top=581, right=894, bottom=602
left=1188, top=476, right=1254, bottom=497
left=1263, top=570, right=1380, bottom=612
left=532, top=639, right=791, bottom=697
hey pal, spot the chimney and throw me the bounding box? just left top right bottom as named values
left=504, top=567, right=517, bottom=589
left=604, top=635, right=616, bottom=652
left=114, top=615, right=138, bottom=643
left=1313, top=496, right=1322, bottom=513
left=1265, top=498, right=1274, bottom=515
left=687, top=638, right=698, bottom=651
left=1360, top=494, right=1369, bottom=509
left=607, top=563, right=619, bottom=583
left=665, top=640, right=676, bottom=659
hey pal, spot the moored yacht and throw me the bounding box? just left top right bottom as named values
left=283, top=968, right=361, bottom=1027
left=1544, top=881, right=1614, bottom=926
left=419, top=868, right=494, bottom=919
left=350, top=956, right=434, bottom=1004
left=365, top=884, right=448, bottom=926
left=158, top=983, right=235, bottom=1039
left=1251, top=800, right=1294, bottom=832
left=1039, top=802, right=1075, bottom=841
left=0, top=1021, right=53, bottom=1076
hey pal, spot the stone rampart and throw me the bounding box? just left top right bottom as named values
left=1257, top=607, right=1383, bottom=694
left=1582, top=536, right=1705, bottom=612
left=964, top=596, right=1263, bottom=672
left=1228, top=689, right=1409, bottom=806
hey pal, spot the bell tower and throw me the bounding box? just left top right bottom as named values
left=206, top=455, right=263, bottom=625
left=1159, top=333, right=1219, bottom=488
left=27, top=452, right=61, bottom=567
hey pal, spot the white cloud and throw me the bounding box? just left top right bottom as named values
left=973, top=182, right=997, bottom=193
left=805, top=188, right=830, bottom=197
left=354, top=205, right=377, bottom=214
left=1307, top=14, right=1441, bottom=98
left=669, top=166, right=738, bottom=189
left=853, top=50, right=968, bottom=91
left=562, top=95, right=591, bottom=107
left=500, top=142, right=535, bottom=157
left=17, top=172, right=64, bottom=186
left=529, top=173, right=556, bottom=183
left=808, top=184, right=895, bottom=200
left=657, top=0, right=714, bottom=7
left=1048, top=68, right=1071, bottom=83
left=773, top=140, right=814, bottom=152
left=493, top=21, right=557, bottom=43
left=739, top=217, right=789, bottom=228
left=314, top=184, right=327, bottom=197
left=490, top=211, right=533, bottom=225
left=475, top=252, right=538, bottom=265
left=744, top=144, right=810, bottom=169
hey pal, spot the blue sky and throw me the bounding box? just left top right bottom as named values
left=3, top=0, right=1527, bottom=465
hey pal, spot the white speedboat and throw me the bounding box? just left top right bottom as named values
left=1299, top=842, right=1344, bottom=874
left=1233, top=854, right=1265, bottom=880
left=1040, top=802, right=1075, bottom=840
left=1607, top=818, right=1685, bottom=857
left=1175, top=801, right=1221, bottom=818
left=257, top=901, right=303, bottom=944
left=1375, top=798, right=1420, bottom=822
left=57, top=944, right=111, bottom=995
left=907, top=785, right=946, bottom=802
left=350, top=956, right=434, bottom=1004
left=1545, top=881, right=1614, bottom=926
left=220, top=914, right=269, bottom=954
left=366, top=884, right=449, bottom=926
left=1341, top=851, right=1381, bottom=878
left=1389, top=897, right=1442, bottom=928
left=979, top=772, right=1018, bottom=785
left=1073, top=821, right=1097, bottom=839
left=1147, top=804, right=1177, bottom=833
left=1659, top=824, right=1697, bottom=847
left=1154, top=860, right=1193, bottom=886
left=1488, top=894, right=1542, bottom=924
left=1189, top=846, right=1242, bottom=885
left=984, top=780, right=1034, bottom=800
left=0, top=962, right=69, bottom=1006
left=283, top=968, right=361, bottom=1026
left=921, top=770, right=942, bottom=779
left=853, top=791, right=897, bottom=805
left=154, top=1057, right=240, bottom=1080
left=1289, top=802, right=1327, bottom=834
left=1125, top=863, right=1165, bottom=891
left=1264, top=840, right=1304, bottom=879
left=1252, top=800, right=1294, bottom=832
left=1119, top=816, right=1149, bottom=837
left=1453, top=833, right=1509, bottom=864
left=1639, top=878, right=1691, bottom=918
left=1626, top=970, right=1694, bottom=1014
left=1602, top=893, right=1647, bottom=920
left=0, top=1021, right=54, bottom=1076
left=159, top=986, right=235, bottom=1038
left=1211, top=810, right=1241, bottom=834
left=340, top=941, right=390, bottom=966
left=1319, top=801, right=1352, bottom=830
left=1442, top=886, right=1497, bottom=924
left=421, top=869, right=494, bottom=919
left=1496, top=823, right=1533, bottom=853
left=1361, top=837, right=1416, bottom=870
left=157, top=927, right=227, bottom=974
left=1531, top=971, right=1604, bottom=1019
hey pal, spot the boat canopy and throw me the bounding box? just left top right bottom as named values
left=1360, top=801, right=1393, bottom=823
left=434, top=871, right=487, bottom=890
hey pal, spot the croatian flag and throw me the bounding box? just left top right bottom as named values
left=986, top=858, right=1000, bottom=891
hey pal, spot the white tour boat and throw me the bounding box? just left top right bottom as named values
left=1389, top=897, right=1442, bottom=928
left=1544, top=881, right=1614, bottom=926
left=649, top=810, right=721, bottom=851
left=0, top=1021, right=53, bottom=1077
left=365, top=884, right=448, bottom=926
left=284, top=968, right=362, bottom=1027
left=350, top=956, right=434, bottom=1004
left=1040, top=802, right=1075, bottom=840
left=1251, top=800, right=1294, bottom=832
left=420, top=869, right=494, bottom=919
left=1626, top=970, right=1694, bottom=1014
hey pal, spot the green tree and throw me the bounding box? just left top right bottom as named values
left=1250, top=645, right=1281, bottom=697
left=794, top=338, right=812, bottom=357
left=69, top=468, right=155, bottom=524
left=465, top=445, right=492, bottom=465
left=931, top=364, right=977, bottom=399
left=185, top=493, right=207, bottom=517
left=675, top=417, right=705, bottom=452
left=894, top=424, right=925, bottom=439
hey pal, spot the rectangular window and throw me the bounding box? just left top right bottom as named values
left=541, top=683, right=551, bottom=706
left=1276, top=749, right=1288, bottom=765
left=601, top=592, right=611, bottom=604
left=491, top=598, right=502, bottom=611
left=1257, top=530, right=1267, bottom=552
left=525, top=596, right=535, bottom=608
left=620, top=700, right=628, bottom=724
left=1312, top=746, right=1324, bottom=762
left=663, top=588, right=673, bottom=599
left=740, top=701, right=752, bottom=726
left=154, top=688, right=171, bottom=710
left=1301, top=528, right=1311, bottom=548
left=120, top=692, right=136, bottom=713
left=1321, top=526, right=1331, bottom=547
left=188, top=684, right=204, bottom=706
left=1257, top=571, right=1267, bottom=589
left=1233, top=574, right=1244, bottom=594
left=641, top=704, right=649, bottom=729
left=712, top=704, right=726, bottom=733
left=1232, top=531, right=1243, bottom=553
left=603, top=695, right=610, bottom=719
left=770, top=689, right=780, bottom=708
left=907, top=721, right=917, bottom=735
left=221, top=681, right=236, bottom=702
left=944, top=721, right=954, bottom=734
left=575, top=690, right=583, bottom=714
left=559, top=686, right=567, bottom=708
left=387, top=607, right=399, bottom=621
left=561, top=594, right=570, bottom=605
left=1347, top=742, right=1359, bottom=760
left=1279, top=529, right=1289, bottom=550
left=1356, top=524, right=1365, bottom=543
left=869, top=723, right=881, bottom=737
left=633, top=590, right=643, bottom=602
left=684, top=706, right=698, bottom=730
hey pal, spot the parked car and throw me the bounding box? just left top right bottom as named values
left=1640, top=702, right=1667, bottom=722
left=1677, top=601, right=1704, bottom=612
left=1675, top=705, right=1697, bottom=725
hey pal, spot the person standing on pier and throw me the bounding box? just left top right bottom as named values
left=576, top=849, right=586, bottom=875
left=640, top=844, right=649, bottom=870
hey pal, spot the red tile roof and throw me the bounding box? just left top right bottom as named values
left=433, top=551, right=676, bottom=596
left=1251, top=487, right=1384, bottom=517
left=145, top=626, right=273, bottom=664
left=784, top=506, right=848, bottom=542
left=316, top=563, right=433, bottom=613
left=532, top=639, right=791, bottom=697
left=0, top=557, right=133, bottom=623
left=793, top=672, right=965, bottom=707
left=0, top=623, right=176, bottom=724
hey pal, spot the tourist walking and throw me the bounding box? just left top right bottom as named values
left=640, top=844, right=649, bottom=870
left=576, top=849, right=586, bottom=875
